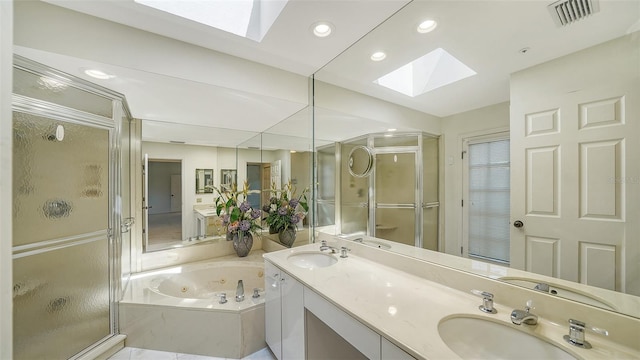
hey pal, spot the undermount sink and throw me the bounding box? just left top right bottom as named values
left=287, top=251, right=338, bottom=269
left=438, top=316, right=577, bottom=360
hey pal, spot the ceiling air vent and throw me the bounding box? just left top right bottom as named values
left=548, top=0, right=600, bottom=26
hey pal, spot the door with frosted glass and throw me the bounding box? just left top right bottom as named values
left=373, top=151, right=418, bottom=246
left=12, top=112, right=112, bottom=359
left=463, top=136, right=510, bottom=264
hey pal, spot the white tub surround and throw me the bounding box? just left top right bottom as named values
left=263, top=241, right=640, bottom=360
left=120, top=252, right=266, bottom=359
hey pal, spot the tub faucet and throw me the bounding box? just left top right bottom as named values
left=511, top=300, right=538, bottom=325
left=235, top=280, right=245, bottom=302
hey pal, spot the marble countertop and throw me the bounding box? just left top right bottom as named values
left=263, top=241, right=638, bottom=360
left=326, top=233, right=640, bottom=318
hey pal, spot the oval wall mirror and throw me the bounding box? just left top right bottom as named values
left=348, top=145, right=373, bottom=178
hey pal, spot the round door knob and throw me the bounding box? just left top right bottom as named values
left=513, top=220, right=524, bottom=228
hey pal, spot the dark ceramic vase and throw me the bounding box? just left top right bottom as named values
left=278, top=227, right=296, bottom=247
left=232, top=231, right=253, bottom=257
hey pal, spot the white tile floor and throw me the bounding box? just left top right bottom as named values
left=108, top=347, right=276, bottom=360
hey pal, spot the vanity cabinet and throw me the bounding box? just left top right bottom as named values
left=265, top=261, right=304, bottom=360
left=265, top=260, right=414, bottom=360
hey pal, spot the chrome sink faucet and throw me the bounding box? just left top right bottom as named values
left=563, top=319, right=608, bottom=349
left=511, top=300, right=538, bottom=325
left=319, top=240, right=338, bottom=254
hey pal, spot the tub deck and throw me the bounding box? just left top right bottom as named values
left=119, top=251, right=266, bottom=359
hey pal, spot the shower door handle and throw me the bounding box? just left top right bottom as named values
left=121, top=217, right=135, bottom=233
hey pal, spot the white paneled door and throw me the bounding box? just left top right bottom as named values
left=511, top=84, right=639, bottom=294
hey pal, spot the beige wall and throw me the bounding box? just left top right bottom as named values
left=291, top=151, right=312, bottom=196
left=440, top=102, right=510, bottom=255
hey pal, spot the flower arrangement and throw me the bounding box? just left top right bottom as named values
left=213, top=180, right=262, bottom=238
left=262, top=180, right=309, bottom=233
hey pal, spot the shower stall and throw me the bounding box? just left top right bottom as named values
left=317, top=133, right=440, bottom=250
left=11, top=56, right=132, bottom=359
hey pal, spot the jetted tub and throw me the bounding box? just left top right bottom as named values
left=119, top=253, right=267, bottom=359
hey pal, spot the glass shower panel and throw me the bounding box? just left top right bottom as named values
left=12, top=112, right=109, bottom=246
left=374, top=134, right=418, bottom=147
left=375, top=152, right=416, bottom=245
left=375, top=152, right=415, bottom=205
left=374, top=208, right=415, bottom=246
left=13, top=68, right=113, bottom=118
left=13, top=240, right=110, bottom=359
left=341, top=141, right=368, bottom=235
left=422, top=207, right=439, bottom=250
left=317, top=146, right=336, bottom=228
left=12, top=111, right=111, bottom=358
left=120, top=107, right=132, bottom=294
left=422, top=136, right=439, bottom=250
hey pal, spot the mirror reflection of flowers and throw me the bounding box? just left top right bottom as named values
left=263, top=180, right=309, bottom=233
left=213, top=180, right=262, bottom=239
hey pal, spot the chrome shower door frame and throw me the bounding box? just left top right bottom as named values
left=12, top=56, right=130, bottom=359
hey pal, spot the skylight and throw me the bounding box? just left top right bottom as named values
left=374, top=48, right=476, bottom=97
left=135, top=0, right=288, bottom=42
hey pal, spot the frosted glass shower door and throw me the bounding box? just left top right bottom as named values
left=374, top=152, right=417, bottom=246
left=12, top=112, right=112, bottom=359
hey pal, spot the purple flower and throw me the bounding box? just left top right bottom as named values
left=278, top=207, right=288, bottom=216
left=239, top=201, right=251, bottom=212
left=239, top=220, right=251, bottom=232
left=228, top=222, right=238, bottom=232
left=289, top=199, right=299, bottom=208
left=290, top=214, right=300, bottom=224
left=251, top=209, right=261, bottom=219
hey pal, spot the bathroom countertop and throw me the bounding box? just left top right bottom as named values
left=324, top=233, right=640, bottom=318
left=263, top=242, right=639, bottom=360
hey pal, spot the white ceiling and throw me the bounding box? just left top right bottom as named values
left=316, top=0, right=640, bottom=117
left=14, top=0, right=640, bottom=146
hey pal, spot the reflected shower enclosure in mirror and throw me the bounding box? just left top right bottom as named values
left=195, top=168, right=213, bottom=194
left=312, top=1, right=640, bottom=319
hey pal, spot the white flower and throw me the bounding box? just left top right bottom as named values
left=270, top=204, right=277, bottom=212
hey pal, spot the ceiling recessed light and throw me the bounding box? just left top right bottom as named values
left=417, top=19, right=437, bottom=33
left=84, top=69, right=115, bottom=80
left=371, top=51, right=387, bottom=61
left=387, top=128, right=397, bottom=132
left=312, top=22, right=333, bottom=38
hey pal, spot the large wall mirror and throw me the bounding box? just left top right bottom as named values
left=312, top=0, right=639, bottom=319
left=12, top=0, right=638, bottom=320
